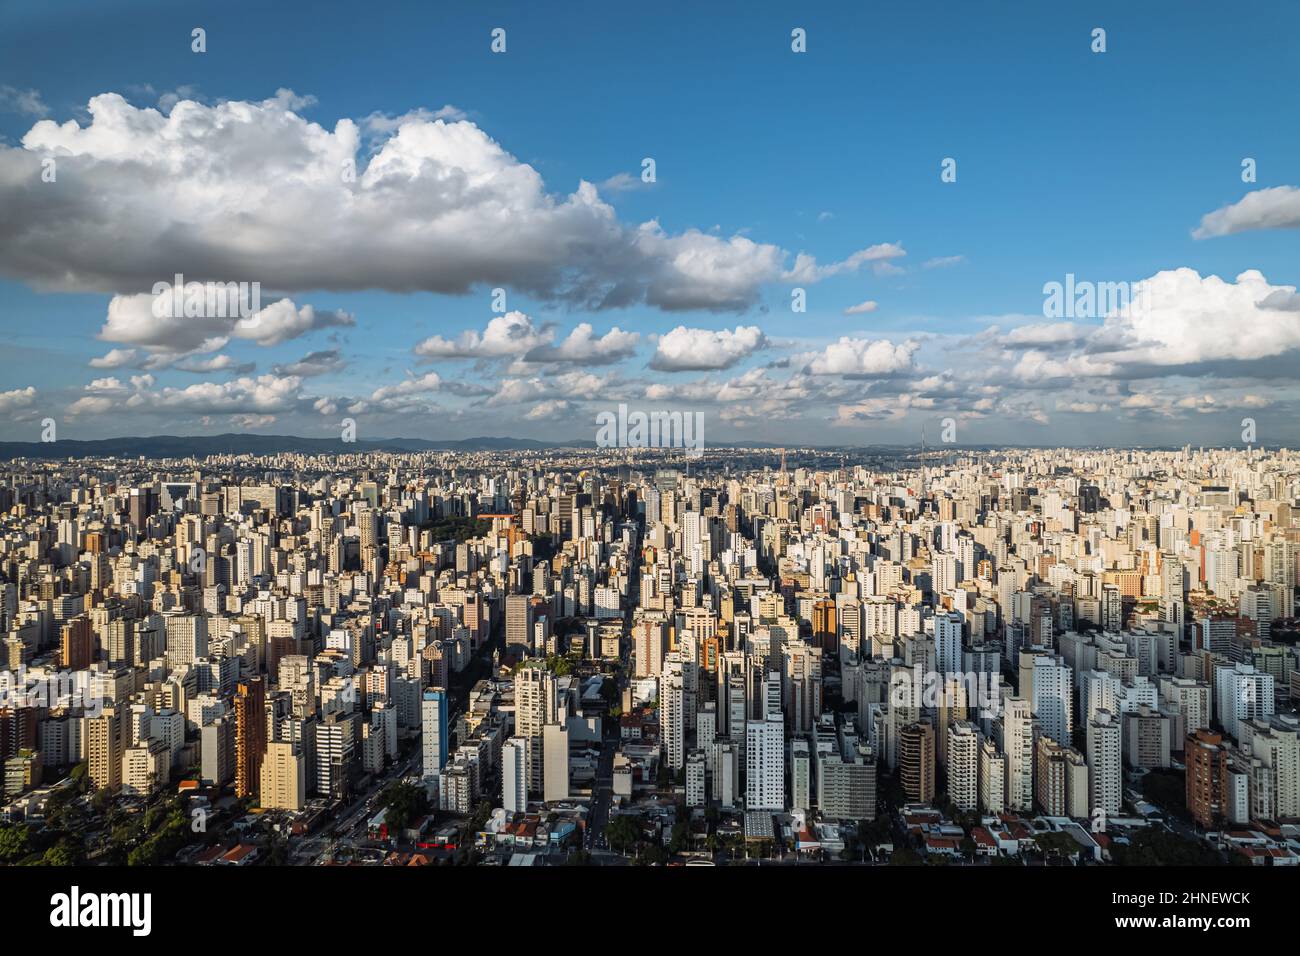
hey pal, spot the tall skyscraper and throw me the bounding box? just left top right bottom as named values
left=934, top=612, right=964, bottom=677
left=1185, top=729, right=1230, bottom=829
left=88, top=706, right=123, bottom=792
left=505, top=594, right=533, bottom=657
left=502, top=737, right=527, bottom=813
left=978, top=737, right=1006, bottom=813
left=128, top=486, right=158, bottom=536
left=662, top=656, right=685, bottom=770
left=421, top=687, right=449, bottom=778
left=1002, top=696, right=1035, bottom=811
left=515, top=665, right=557, bottom=794
left=745, top=714, right=785, bottom=811
left=200, top=715, right=234, bottom=788
left=60, top=616, right=94, bottom=671
left=782, top=641, right=822, bottom=736
left=1086, top=709, right=1122, bottom=819
left=947, top=721, right=979, bottom=811
left=316, top=710, right=358, bottom=801
left=900, top=719, right=936, bottom=804
left=234, top=677, right=267, bottom=799
left=1031, top=656, right=1073, bottom=746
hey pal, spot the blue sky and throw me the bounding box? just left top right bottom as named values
left=1, top=0, right=1298, bottom=445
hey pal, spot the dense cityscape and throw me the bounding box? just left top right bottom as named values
left=0, top=2, right=1292, bottom=934
left=1, top=443, right=1296, bottom=869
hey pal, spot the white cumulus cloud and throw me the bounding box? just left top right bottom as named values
left=649, top=325, right=768, bottom=372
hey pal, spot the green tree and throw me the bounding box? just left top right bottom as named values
left=1140, top=768, right=1189, bottom=820
left=668, top=819, right=689, bottom=854
left=545, top=654, right=573, bottom=677
left=604, top=815, right=641, bottom=855
left=419, top=516, right=491, bottom=543
left=0, top=824, right=31, bottom=863
left=39, top=837, right=83, bottom=867
left=1111, top=828, right=1224, bottom=866
left=1034, top=831, right=1080, bottom=862
left=377, top=780, right=429, bottom=833
left=635, top=844, right=669, bottom=866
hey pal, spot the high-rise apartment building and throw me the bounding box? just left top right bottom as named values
left=745, top=714, right=785, bottom=811
left=1086, top=709, right=1122, bottom=819
left=88, top=706, right=123, bottom=792
left=421, top=687, right=448, bottom=778
left=1185, top=729, right=1231, bottom=829
left=947, top=720, right=979, bottom=812
left=515, top=665, right=556, bottom=795
left=900, top=719, right=936, bottom=804
left=234, top=677, right=267, bottom=799
left=260, top=741, right=305, bottom=810
left=502, top=737, right=527, bottom=813
left=978, top=737, right=1006, bottom=813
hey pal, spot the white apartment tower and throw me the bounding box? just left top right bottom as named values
left=745, top=714, right=785, bottom=811
left=1086, top=709, right=1122, bottom=819
left=662, top=655, right=686, bottom=770
left=978, top=737, right=1006, bottom=813
left=934, top=611, right=964, bottom=676
left=1002, top=696, right=1035, bottom=811
left=947, top=721, right=979, bottom=812
left=1215, top=664, right=1274, bottom=742
left=1031, top=656, right=1073, bottom=746
left=502, top=737, right=528, bottom=813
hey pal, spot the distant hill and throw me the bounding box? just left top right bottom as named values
left=0, top=433, right=599, bottom=460
left=0, top=432, right=1182, bottom=461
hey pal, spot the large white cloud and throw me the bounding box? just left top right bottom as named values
left=487, top=370, right=612, bottom=406
left=996, top=269, right=1300, bottom=389
left=525, top=399, right=572, bottom=420
left=67, top=373, right=303, bottom=418
left=1010, top=350, right=1118, bottom=383
left=88, top=348, right=139, bottom=369
left=414, top=311, right=552, bottom=359
left=649, top=325, right=768, bottom=371
left=803, top=337, right=918, bottom=376
left=0, top=386, right=37, bottom=415
left=98, top=284, right=351, bottom=356
left=0, top=92, right=896, bottom=312
left=521, top=323, right=639, bottom=365
left=233, top=299, right=353, bottom=346
left=371, top=372, right=442, bottom=402
left=1089, top=268, right=1300, bottom=371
